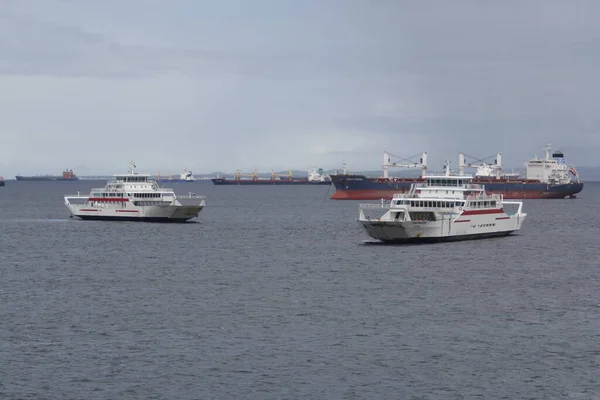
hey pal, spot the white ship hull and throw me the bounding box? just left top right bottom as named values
left=360, top=211, right=525, bottom=243
left=67, top=203, right=204, bottom=222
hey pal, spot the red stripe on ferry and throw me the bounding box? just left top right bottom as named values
left=461, top=209, right=504, bottom=216
left=116, top=210, right=139, bottom=213
left=495, top=216, right=511, bottom=220
left=454, top=220, right=471, bottom=223
left=87, top=198, right=129, bottom=202
left=80, top=209, right=99, bottom=212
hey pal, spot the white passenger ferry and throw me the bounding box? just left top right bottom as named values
left=358, top=162, right=527, bottom=243
left=64, top=162, right=206, bottom=222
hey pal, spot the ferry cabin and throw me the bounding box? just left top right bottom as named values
left=87, top=173, right=176, bottom=208
left=383, top=174, right=504, bottom=223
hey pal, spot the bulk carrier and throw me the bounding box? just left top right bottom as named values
left=15, top=169, right=78, bottom=181
left=212, top=167, right=332, bottom=185
left=330, top=144, right=583, bottom=200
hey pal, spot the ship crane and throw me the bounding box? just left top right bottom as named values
left=271, top=169, right=293, bottom=180
left=383, top=151, right=428, bottom=179
left=458, top=152, right=503, bottom=179
left=235, top=169, right=259, bottom=180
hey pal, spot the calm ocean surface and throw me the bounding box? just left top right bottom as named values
left=1, top=180, right=600, bottom=399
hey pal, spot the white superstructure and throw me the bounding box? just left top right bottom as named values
left=525, top=143, right=580, bottom=184
left=358, top=162, right=526, bottom=243
left=64, top=162, right=206, bottom=222
left=180, top=168, right=195, bottom=182
left=308, top=167, right=331, bottom=182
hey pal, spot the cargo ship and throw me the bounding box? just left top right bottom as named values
left=15, top=169, right=79, bottom=181
left=330, top=144, right=583, bottom=200
left=156, top=169, right=195, bottom=183
left=212, top=167, right=332, bottom=185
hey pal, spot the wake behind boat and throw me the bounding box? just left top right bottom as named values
left=64, top=162, right=206, bottom=222
left=358, top=162, right=527, bottom=243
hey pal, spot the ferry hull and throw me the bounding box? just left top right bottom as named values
left=67, top=204, right=204, bottom=223
left=212, top=178, right=331, bottom=185
left=332, top=175, right=583, bottom=200
left=73, top=215, right=198, bottom=223
left=362, top=230, right=516, bottom=244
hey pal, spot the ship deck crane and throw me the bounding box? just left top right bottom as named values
left=383, top=151, right=428, bottom=178
left=458, top=152, right=503, bottom=179
left=271, top=169, right=293, bottom=180
left=235, top=169, right=259, bottom=180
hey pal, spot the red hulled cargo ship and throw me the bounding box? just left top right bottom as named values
left=330, top=144, right=583, bottom=200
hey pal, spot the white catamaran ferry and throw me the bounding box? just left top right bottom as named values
left=358, top=162, right=527, bottom=243
left=64, top=162, right=206, bottom=222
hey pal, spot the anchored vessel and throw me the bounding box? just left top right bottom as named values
left=16, top=169, right=78, bottom=181
left=0, top=176, right=5, bottom=187
left=212, top=167, right=332, bottom=185
left=64, top=162, right=206, bottom=222
left=358, top=162, right=527, bottom=243
left=156, top=168, right=196, bottom=183
left=331, top=144, right=583, bottom=200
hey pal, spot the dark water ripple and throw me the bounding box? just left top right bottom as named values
left=1, top=181, right=600, bottom=399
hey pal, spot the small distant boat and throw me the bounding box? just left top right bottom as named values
left=0, top=176, right=5, bottom=187
left=156, top=169, right=196, bottom=183
left=16, top=169, right=78, bottom=181
left=357, top=161, right=527, bottom=243
left=64, top=162, right=206, bottom=223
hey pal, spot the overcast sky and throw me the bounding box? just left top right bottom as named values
left=1, top=0, right=599, bottom=176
